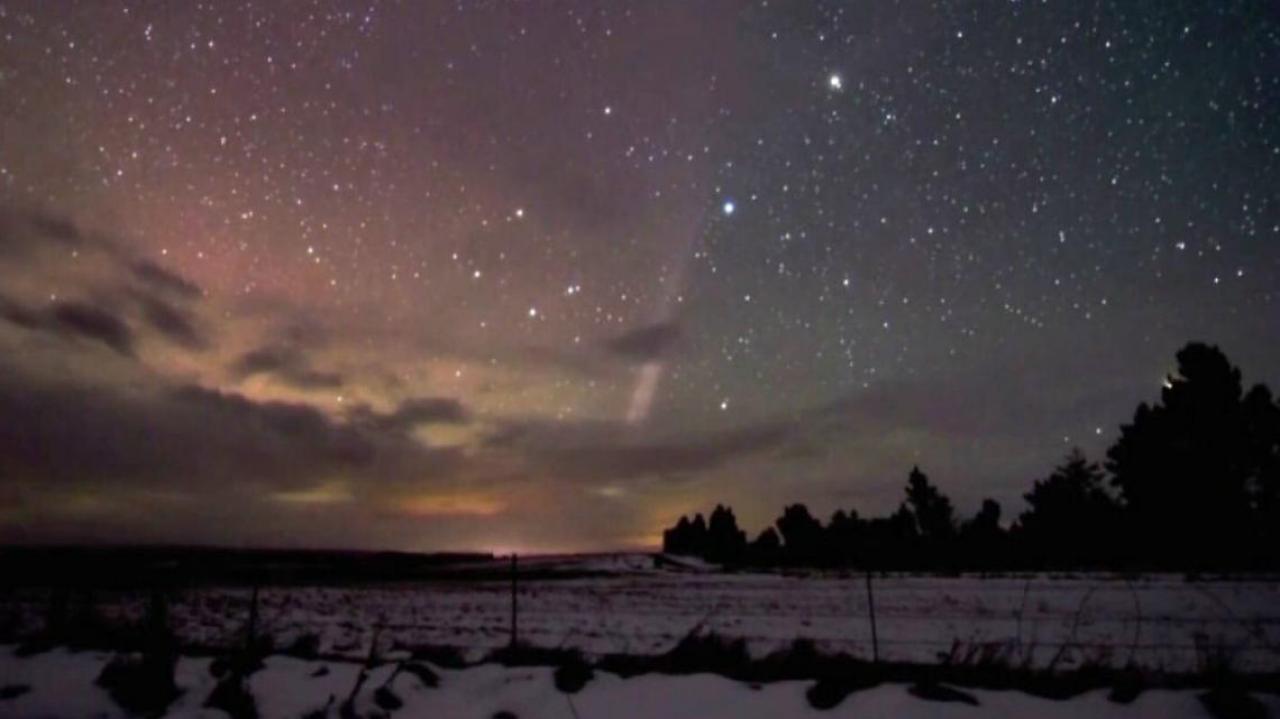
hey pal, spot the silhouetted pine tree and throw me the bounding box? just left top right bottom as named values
left=1107, top=343, right=1267, bottom=568
left=861, top=506, right=918, bottom=570
left=1244, top=384, right=1280, bottom=564
left=749, top=527, right=782, bottom=565
left=900, top=466, right=955, bottom=568
left=1017, top=449, right=1119, bottom=568
left=826, top=509, right=863, bottom=565
left=959, top=499, right=1007, bottom=570
left=775, top=504, right=825, bottom=565
left=688, top=514, right=708, bottom=554
left=706, top=504, right=748, bottom=563
left=662, top=516, right=693, bottom=555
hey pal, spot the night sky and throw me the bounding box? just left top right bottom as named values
left=1, top=1, right=1278, bottom=552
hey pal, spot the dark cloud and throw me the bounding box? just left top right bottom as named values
left=0, top=207, right=208, bottom=356
left=27, top=213, right=84, bottom=245
left=0, top=208, right=86, bottom=256
left=230, top=345, right=344, bottom=389
left=169, top=384, right=375, bottom=466
left=131, top=260, right=202, bottom=299
left=0, top=294, right=42, bottom=329
left=0, top=207, right=202, bottom=298
left=1, top=290, right=207, bottom=357
left=136, top=294, right=206, bottom=350
left=602, top=322, right=682, bottom=362
left=350, top=397, right=468, bottom=432
left=0, top=360, right=462, bottom=495
left=1, top=293, right=207, bottom=357
left=48, top=302, right=136, bottom=357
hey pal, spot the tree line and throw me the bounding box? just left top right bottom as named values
left=662, top=343, right=1280, bottom=571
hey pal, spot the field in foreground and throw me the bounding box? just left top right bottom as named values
left=3, top=645, right=1278, bottom=719
left=3, top=554, right=1279, bottom=674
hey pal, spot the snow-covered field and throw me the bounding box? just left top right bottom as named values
left=2, top=646, right=1277, bottom=719
left=4, top=556, right=1278, bottom=674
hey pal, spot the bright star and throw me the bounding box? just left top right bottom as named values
left=828, top=73, right=843, bottom=91
left=722, top=200, right=735, bottom=216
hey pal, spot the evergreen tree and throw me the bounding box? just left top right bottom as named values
left=749, top=527, right=782, bottom=565
left=706, top=504, right=748, bottom=563
left=903, top=466, right=956, bottom=541
left=775, top=504, right=825, bottom=565
left=1244, top=385, right=1280, bottom=563
left=861, top=506, right=919, bottom=570
left=960, top=498, right=1006, bottom=570
left=1106, top=343, right=1266, bottom=567
left=900, top=466, right=955, bottom=569
left=662, top=515, right=693, bottom=555
left=1018, top=449, right=1119, bottom=567
left=826, top=509, right=863, bottom=565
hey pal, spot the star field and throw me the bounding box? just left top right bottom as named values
left=1, top=1, right=1278, bottom=551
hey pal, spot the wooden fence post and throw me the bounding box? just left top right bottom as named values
left=865, top=570, right=879, bottom=663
